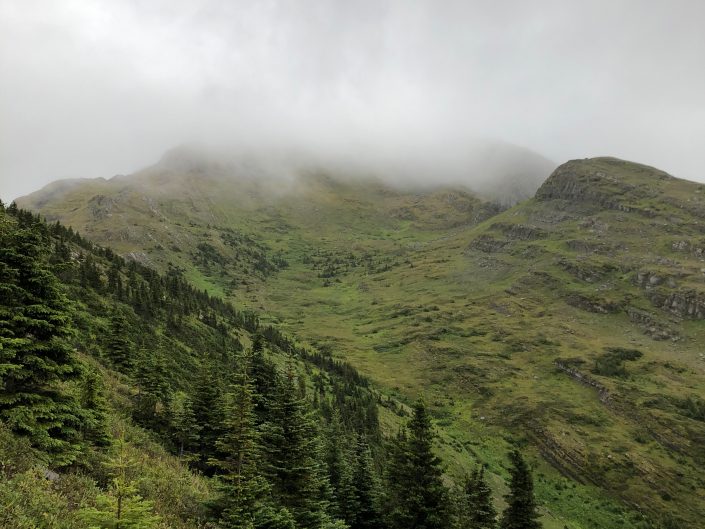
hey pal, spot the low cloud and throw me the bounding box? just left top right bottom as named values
left=1, top=0, right=704, bottom=200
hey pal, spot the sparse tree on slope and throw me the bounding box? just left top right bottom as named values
left=500, top=450, right=541, bottom=529
left=456, top=465, right=497, bottom=529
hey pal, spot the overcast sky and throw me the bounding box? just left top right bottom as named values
left=1, top=0, right=704, bottom=200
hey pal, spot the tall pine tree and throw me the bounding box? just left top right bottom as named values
left=261, top=364, right=331, bottom=529
left=325, top=410, right=358, bottom=524
left=105, top=309, right=135, bottom=372
left=385, top=399, right=450, bottom=529
left=350, top=434, right=383, bottom=529
left=0, top=213, right=87, bottom=464
left=211, top=370, right=294, bottom=529
left=499, top=450, right=541, bottom=529
left=456, top=465, right=497, bottom=529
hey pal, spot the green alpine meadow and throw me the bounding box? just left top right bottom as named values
left=0, top=152, right=701, bottom=528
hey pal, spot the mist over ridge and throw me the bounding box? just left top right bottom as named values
left=2, top=0, right=704, bottom=201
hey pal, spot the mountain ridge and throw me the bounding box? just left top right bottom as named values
left=15, top=153, right=705, bottom=527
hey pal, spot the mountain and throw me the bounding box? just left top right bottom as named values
left=17, top=153, right=705, bottom=527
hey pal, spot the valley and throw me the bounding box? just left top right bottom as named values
left=17, top=153, right=705, bottom=527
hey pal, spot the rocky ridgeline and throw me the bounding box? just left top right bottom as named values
left=554, top=359, right=611, bottom=404
left=626, top=308, right=679, bottom=341
left=533, top=157, right=678, bottom=214
left=672, top=239, right=705, bottom=260
left=490, top=222, right=547, bottom=241
left=535, top=160, right=639, bottom=211
left=649, top=289, right=705, bottom=320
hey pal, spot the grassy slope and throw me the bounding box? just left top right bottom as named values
left=18, top=156, right=705, bottom=528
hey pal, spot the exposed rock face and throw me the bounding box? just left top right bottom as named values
left=535, top=158, right=670, bottom=213
left=554, top=360, right=611, bottom=404
left=650, top=289, right=705, bottom=319
left=559, top=258, right=616, bottom=283
left=626, top=308, right=680, bottom=341
left=536, top=161, right=635, bottom=210
left=491, top=222, right=547, bottom=240
left=468, top=234, right=509, bottom=253
left=565, top=293, right=622, bottom=314
left=88, top=194, right=117, bottom=220
left=635, top=270, right=677, bottom=289
left=671, top=239, right=705, bottom=259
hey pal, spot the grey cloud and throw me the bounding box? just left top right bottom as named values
left=1, top=0, right=704, bottom=201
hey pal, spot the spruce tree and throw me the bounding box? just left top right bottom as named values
left=133, top=348, right=172, bottom=433
left=0, top=215, right=86, bottom=464
left=325, top=410, right=358, bottom=524
left=470, top=466, right=497, bottom=529
left=385, top=399, right=450, bottom=529
left=499, top=450, right=541, bottom=529
left=456, top=466, right=497, bottom=529
left=106, top=310, right=135, bottom=371
left=250, top=335, right=278, bottom=425
left=261, top=365, right=330, bottom=529
left=79, top=436, right=161, bottom=529
left=192, top=362, right=223, bottom=472
left=79, top=366, right=111, bottom=447
left=351, top=434, right=383, bottom=529
left=211, top=372, right=294, bottom=529
left=169, top=391, right=200, bottom=458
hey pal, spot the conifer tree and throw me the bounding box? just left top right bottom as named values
left=169, top=391, right=200, bottom=458
left=325, top=410, right=358, bottom=524
left=79, top=366, right=111, bottom=447
left=106, top=310, right=135, bottom=371
left=192, top=362, right=223, bottom=471
left=500, top=450, right=541, bottom=529
left=351, top=435, right=383, bottom=529
left=261, top=364, right=331, bottom=529
left=456, top=466, right=497, bottom=529
left=0, top=215, right=86, bottom=464
left=470, top=466, right=497, bottom=529
left=79, top=436, right=161, bottom=529
left=133, top=348, right=171, bottom=433
left=385, top=399, right=450, bottom=529
left=250, top=335, right=278, bottom=425
left=211, top=370, right=295, bottom=529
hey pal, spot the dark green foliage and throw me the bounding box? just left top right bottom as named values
left=350, top=435, right=383, bottom=529
left=169, top=391, right=200, bottom=457
left=105, top=309, right=135, bottom=371
left=192, top=363, right=224, bottom=471
left=79, top=366, right=111, bottom=447
left=325, top=411, right=358, bottom=524
left=0, top=210, right=89, bottom=465
left=385, top=399, right=450, bottom=529
left=261, top=365, right=331, bottom=529
left=250, top=336, right=279, bottom=425
left=210, top=369, right=295, bottom=529
left=456, top=466, right=497, bottom=529
left=592, top=347, right=643, bottom=378
left=500, top=450, right=541, bottom=529
left=132, top=348, right=172, bottom=433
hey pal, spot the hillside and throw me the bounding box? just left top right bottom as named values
left=17, top=154, right=705, bottom=527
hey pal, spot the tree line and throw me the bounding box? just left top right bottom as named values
left=0, top=200, right=542, bottom=528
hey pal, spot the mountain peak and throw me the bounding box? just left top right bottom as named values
left=535, top=157, right=677, bottom=210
